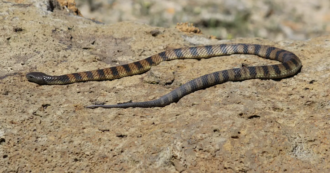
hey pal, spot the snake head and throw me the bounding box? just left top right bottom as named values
left=26, top=72, right=49, bottom=85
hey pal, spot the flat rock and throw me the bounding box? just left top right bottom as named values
left=0, top=0, right=329, bottom=172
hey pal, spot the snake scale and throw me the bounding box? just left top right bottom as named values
left=26, top=43, right=302, bottom=108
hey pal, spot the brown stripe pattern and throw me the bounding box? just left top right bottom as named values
left=26, top=44, right=302, bottom=108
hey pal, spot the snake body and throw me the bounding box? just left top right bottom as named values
left=26, top=43, right=302, bottom=108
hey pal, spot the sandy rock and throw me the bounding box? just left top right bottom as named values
left=57, top=0, right=83, bottom=16
left=0, top=0, right=329, bottom=172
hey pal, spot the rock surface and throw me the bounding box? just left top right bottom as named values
left=76, top=0, right=330, bottom=40
left=1, top=0, right=330, bottom=172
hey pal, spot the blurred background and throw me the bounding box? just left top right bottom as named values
left=75, top=0, right=330, bottom=41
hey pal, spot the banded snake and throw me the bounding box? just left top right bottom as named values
left=26, top=43, right=302, bottom=108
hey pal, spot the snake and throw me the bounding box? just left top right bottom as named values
left=26, top=43, right=302, bottom=108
